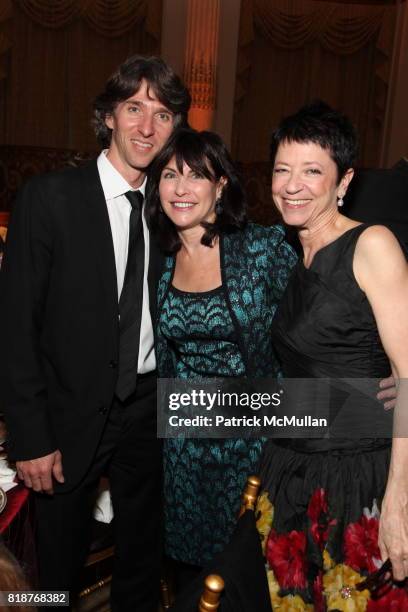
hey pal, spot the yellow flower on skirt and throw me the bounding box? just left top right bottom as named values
left=266, top=568, right=280, bottom=601
left=275, top=595, right=314, bottom=611
left=323, top=549, right=336, bottom=571
left=323, top=564, right=370, bottom=611
left=266, top=569, right=313, bottom=611
left=256, top=491, right=274, bottom=553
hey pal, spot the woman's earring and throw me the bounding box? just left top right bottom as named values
left=215, top=198, right=223, bottom=215
left=337, top=196, right=344, bottom=207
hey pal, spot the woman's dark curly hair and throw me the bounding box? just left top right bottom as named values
left=270, top=100, right=358, bottom=183
left=93, top=55, right=191, bottom=148
left=145, top=128, right=248, bottom=253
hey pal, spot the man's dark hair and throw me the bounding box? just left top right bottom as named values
left=270, top=100, right=358, bottom=183
left=93, top=55, right=191, bottom=147
left=145, top=128, right=247, bottom=253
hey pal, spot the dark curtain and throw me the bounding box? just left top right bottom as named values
left=0, top=0, right=162, bottom=151
left=232, top=0, right=396, bottom=168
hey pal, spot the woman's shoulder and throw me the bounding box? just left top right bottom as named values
left=245, top=223, right=297, bottom=262
left=356, top=224, right=406, bottom=262
left=223, top=223, right=297, bottom=272
left=353, top=224, right=407, bottom=287
left=356, top=224, right=401, bottom=247
left=225, top=222, right=286, bottom=249
left=243, top=222, right=286, bottom=242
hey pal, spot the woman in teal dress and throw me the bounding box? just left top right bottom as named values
left=145, top=129, right=297, bottom=578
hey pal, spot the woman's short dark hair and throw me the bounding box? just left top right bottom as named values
left=270, top=101, right=358, bottom=182
left=145, top=128, right=247, bottom=253
left=93, top=55, right=191, bottom=147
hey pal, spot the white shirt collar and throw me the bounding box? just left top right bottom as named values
left=97, top=150, right=147, bottom=200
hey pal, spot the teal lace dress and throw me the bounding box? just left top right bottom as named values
left=161, top=285, right=263, bottom=566
left=157, top=224, right=298, bottom=566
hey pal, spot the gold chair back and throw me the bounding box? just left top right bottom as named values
left=238, top=475, right=261, bottom=518
left=198, top=574, right=225, bottom=612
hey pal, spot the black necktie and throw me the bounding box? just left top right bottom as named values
left=116, top=190, right=145, bottom=401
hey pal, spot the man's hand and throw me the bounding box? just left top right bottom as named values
left=16, top=450, right=64, bottom=494
left=377, top=375, right=397, bottom=410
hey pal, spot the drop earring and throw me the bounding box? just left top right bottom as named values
left=215, top=198, right=223, bottom=215
left=337, top=196, right=344, bottom=207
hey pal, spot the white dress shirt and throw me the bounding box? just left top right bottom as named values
left=97, top=151, right=156, bottom=373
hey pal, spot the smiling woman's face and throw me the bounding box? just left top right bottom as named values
left=159, top=156, right=223, bottom=231
left=272, top=140, right=346, bottom=228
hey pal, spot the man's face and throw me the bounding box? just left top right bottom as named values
left=105, top=79, right=175, bottom=184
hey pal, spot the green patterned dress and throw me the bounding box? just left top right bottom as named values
left=157, top=224, right=298, bottom=566
left=161, top=285, right=263, bottom=565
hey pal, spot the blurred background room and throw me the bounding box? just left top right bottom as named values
left=0, top=0, right=407, bottom=231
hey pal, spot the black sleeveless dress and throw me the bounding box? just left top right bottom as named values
left=257, top=226, right=399, bottom=610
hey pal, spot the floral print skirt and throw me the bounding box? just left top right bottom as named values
left=256, top=439, right=408, bottom=610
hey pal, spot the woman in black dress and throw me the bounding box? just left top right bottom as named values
left=257, top=102, right=408, bottom=610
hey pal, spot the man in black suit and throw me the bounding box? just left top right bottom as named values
left=0, top=56, right=190, bottom=611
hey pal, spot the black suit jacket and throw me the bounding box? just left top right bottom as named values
left=0, top=160, right=162, bottom=491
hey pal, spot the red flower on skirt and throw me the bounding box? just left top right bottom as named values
left=266, top=528, right=308, bottom=590
left=344, top=515, right=381, bottom=573
left=366, top=586, right=408, bottom=610
left=313, top=572, right=325, bottom=612
left=307, top=488, right=337, bottom=549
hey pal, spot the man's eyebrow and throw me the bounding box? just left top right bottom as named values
left=155, top=106, right=174, bottom=115
left=124, top=99, right=173, bottom=115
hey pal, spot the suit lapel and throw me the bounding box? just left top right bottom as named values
left=79, top=160, right=118, bottom=308
left=79, top=161, right=163, bottom=345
